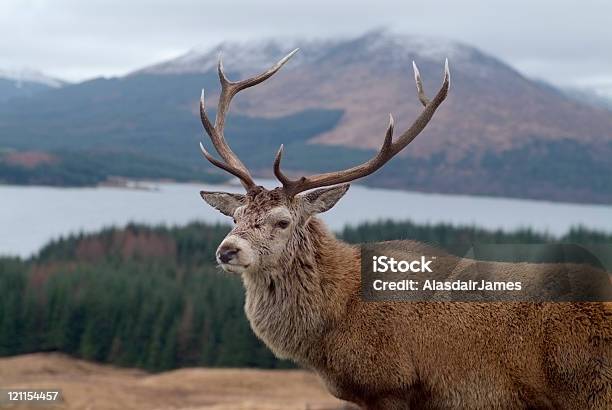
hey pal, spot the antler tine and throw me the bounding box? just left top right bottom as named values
left=199, top=90, right=215, bottom=136
left=389, top=58, right=449, bottom=156
left=199, top=88, right=254, bottom=189
left=199, top=48, right=299, bottom=190
left=199, top=142, right=254, bottom=183
left=215, top=48, right=299, bottom=131
left=273, top=144, right=292, bottom=187
left=275, top=60, right=450, bottom=197
left=275, top=114, right=395, bottom=196
left=413, top=61, right=429, bottom=107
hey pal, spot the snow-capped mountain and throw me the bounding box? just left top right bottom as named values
left=136, top=36, right=331, bottom=76
left=0, top=68, right=65, bottom=88
left=134, top=30, right=612, bottom=156
left=3, top=30, right=612, bottom=203
left=562, top=85, right=612, bottom=111
left=0, top=68, right=66, bottom=102
left=137, top=30, right=478, bottom=77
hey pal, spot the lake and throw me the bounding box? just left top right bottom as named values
left=2, top=179, right=612, bottom=257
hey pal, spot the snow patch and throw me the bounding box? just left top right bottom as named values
left=0, top=68, right=64, bottom=88
left=138, top=36, right=334, bottom=76
left=360, top=30, right=472, bottom=63
left=135, top=30, right=475, bottom=77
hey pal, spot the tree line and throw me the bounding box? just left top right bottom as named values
left=1, top=220, right=610, bottom=371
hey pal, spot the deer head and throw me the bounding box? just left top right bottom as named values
left=199, top=49, right=449, bottom=275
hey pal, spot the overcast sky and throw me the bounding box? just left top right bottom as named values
left=1, top=0, right=610, bottom=93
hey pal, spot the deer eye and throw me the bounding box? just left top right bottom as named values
left=275, top=220, right=290, bottom=229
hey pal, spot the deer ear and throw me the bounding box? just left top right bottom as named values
left=302, top=184, right=350, bottom=215
left=200, top=191, right=245, bottom=217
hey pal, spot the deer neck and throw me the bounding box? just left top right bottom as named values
left=242, top=216, right=359, bottom=364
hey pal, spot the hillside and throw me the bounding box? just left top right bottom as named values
left=0, top=353, right=350, bottom=410
left=1, top=30, right=612, bottom=202
left=142, top=31, right=612, bottom=155
left=0, top=69, right=64, bottom=102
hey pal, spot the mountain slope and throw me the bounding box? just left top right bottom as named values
left=140, top=30, right=612, bottom=157
left=561, top=85, right=612, bottom=111
left=0, top=68, right=64, bottom=102
left=0, top=71, right=345, bottom=186
left=1, top=30, right=611, bottom=203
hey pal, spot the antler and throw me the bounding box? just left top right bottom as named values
left=274, top=59, right=450, bottom=197
left=199, top=49, right=299, bottom=190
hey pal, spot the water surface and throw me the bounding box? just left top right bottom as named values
left=2, top=180, right=612, bottom=257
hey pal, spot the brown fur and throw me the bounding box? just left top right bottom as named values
left=202, top=187, right=612, bottom=410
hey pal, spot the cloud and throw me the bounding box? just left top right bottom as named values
left=1, top=0, right=610, bottom=90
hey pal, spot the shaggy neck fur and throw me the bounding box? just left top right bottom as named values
left=242, top=216, right=359, bottom=365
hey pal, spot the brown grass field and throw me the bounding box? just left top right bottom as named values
left=0, top=353, right=354, bottom=410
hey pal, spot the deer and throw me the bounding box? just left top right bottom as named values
left=196, top=49, right=612, bottom=409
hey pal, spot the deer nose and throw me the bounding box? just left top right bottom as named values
left=218, top=245, right=240, bottom=263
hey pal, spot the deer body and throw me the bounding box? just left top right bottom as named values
left=240, top=217, right=611, bottom=409
left=193, top=50, right=611, bottom=409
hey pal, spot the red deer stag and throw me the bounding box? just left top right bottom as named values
left=197, top=49, right=611, bottom=409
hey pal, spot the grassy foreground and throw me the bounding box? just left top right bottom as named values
left=0, top=353, right=352, bottom=410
